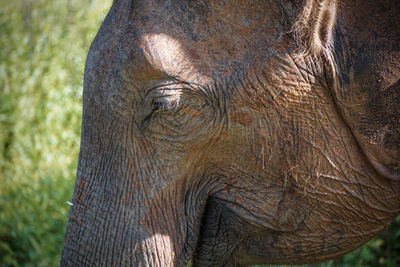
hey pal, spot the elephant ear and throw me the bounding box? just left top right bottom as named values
left=292, top=0, right=337, bottom=61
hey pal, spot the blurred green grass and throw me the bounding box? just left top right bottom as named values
left=0, top=0, right=399, bottom=266
left=0, top=0, right=112, bottom=265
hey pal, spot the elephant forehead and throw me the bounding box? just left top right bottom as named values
left=125, top=0, right=286, bottom=86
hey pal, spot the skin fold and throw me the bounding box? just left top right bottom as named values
left=61, top=0, right=400, bottom=266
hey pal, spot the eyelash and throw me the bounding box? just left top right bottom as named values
left=152, top=97, right=180, bottom=112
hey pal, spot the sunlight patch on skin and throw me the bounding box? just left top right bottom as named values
left=141, top=233, right=175, bottom=266
left=140, top=33, right=210, bottom=85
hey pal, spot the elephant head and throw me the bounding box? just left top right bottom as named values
left=61, top=0, right=400, bottom=266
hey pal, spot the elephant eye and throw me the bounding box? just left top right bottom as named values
left=142, top=83, right=213, bottom=136
left=147, top=83, right=184, bottom=113
left=152, top=95, right=181, bottom=112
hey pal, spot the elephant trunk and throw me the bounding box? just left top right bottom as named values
left=61, top=171, right=199, bottom=266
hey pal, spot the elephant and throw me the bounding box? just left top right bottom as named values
left=61, top=0, right=400, bottom=266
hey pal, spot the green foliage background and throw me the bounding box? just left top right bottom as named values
left=0, top=0, right=399, bottom=266
left=0, top=0, right=112, bottom=265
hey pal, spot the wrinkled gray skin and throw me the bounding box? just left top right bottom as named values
left=61, top=0, right=400, bottom=266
